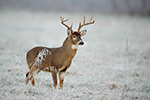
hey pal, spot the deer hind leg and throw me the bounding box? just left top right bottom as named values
left=25, top=66, right=40, bottom=86
left=25, top=72, right=30, bottom=85
left=59, top=67, right=67, bottom=89
left=51, top=66, right=58, bottom=89
left=25, top=71, right=34, bottom=85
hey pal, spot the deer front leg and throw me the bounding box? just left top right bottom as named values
left=59, top=67, right=67, bottom=89
left=59, top=71, right=66, bottom=89
left=51, top=66, right=57, bottom=89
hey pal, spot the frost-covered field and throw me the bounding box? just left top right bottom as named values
left=0, top=10, right=150, bottom=100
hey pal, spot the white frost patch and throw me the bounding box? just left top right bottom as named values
left=43, top=66, right=57, bottom=73
left=72, top=44, right=78, bottom=49
left=50, top=66, right=57, bottom=73
left=32, top=48, right=51, bottom=68
left=43, top=67, right=49, bottom=71
left=32, top=68, right=40, bottom=77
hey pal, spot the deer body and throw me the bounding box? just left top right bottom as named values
left=27, top=37, right=77, bottom=71
left=25, top=16, right=94, bottom=89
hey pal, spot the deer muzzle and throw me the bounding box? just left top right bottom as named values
left=79, top=41, right=84, bottom=45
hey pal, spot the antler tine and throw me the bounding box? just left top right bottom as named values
left=78, top=21, right=82, bottom=32
left=78, top=16, right=95, bottom=32
left=89, top=16, right=93, bottom=22
left=79, top=21, right=81, bottom=27
left=60, top=16, right=69, bottom=24
left=83, top=15, right=85, bottom=24
left=70, top=22, right=73, bottom=28
left=60, top=16, right=73, bottom=33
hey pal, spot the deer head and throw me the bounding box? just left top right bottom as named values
left=60, top=16, right=95, bottom=46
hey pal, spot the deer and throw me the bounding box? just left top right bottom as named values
left=25, top=16, right=95, bottom=89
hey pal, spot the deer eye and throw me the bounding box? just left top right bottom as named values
left=73, top=36, right=76, bottom=38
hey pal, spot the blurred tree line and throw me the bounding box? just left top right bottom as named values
left=0, top=0, right=150, bottom=16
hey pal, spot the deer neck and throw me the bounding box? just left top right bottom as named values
left=62, top=37, right=77, bottom=56
left=63, top=37, right=78, bottom=50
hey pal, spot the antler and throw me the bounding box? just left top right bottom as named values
left=78, top=16, right=95, bottom=32
left=60, top=16, right=73, bottom=33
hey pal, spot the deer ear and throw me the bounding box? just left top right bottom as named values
left=80, top=30, right=87, bottom=36
left=67, top=29, right=72, bottom=36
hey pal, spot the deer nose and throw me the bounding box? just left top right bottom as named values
left=79, top=41, right=84, bottom=45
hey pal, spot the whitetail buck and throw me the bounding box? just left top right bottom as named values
left=25, top=16, right=95, bottom=89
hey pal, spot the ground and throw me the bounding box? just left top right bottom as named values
left=0, top=10, right=150, bottom=100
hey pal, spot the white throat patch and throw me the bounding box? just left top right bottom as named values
left=72, top=44, right=78, bottom=49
